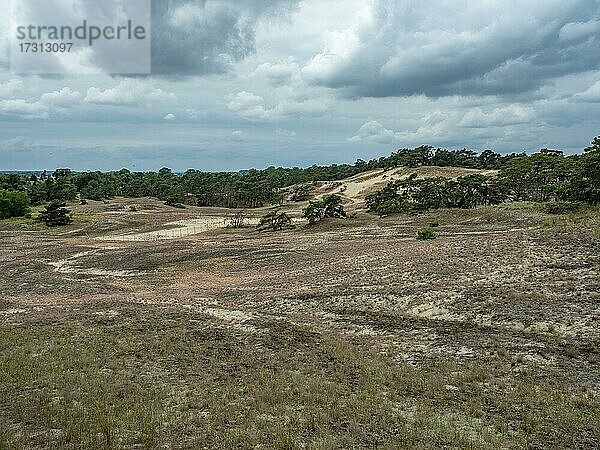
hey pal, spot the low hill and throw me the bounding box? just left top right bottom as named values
left=311, top=166, right=498, bottom=208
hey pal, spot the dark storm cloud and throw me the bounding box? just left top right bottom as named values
left=151, top=0, right=299, bottom=75
left=302, top=0, right=600, bottom=98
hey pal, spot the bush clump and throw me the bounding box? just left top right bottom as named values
left=416, top=227, right=437, bottom=240
left=257, top=210, right=293, bottom=231
left=290, top=185, right=312, bottom=202
left=36, top=200, right=73, bottom=227
left=303, top=195, right=346, bottom=224
left=543, top=201, right=582, bottom=215
left=227, top=210, right=247, bottom=228
left=0, top=190, right=31, bottom=219
left=165, top=196, right=185, bottom=209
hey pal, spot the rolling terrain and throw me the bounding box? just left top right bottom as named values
left=0, top=167, right=599, bottom=449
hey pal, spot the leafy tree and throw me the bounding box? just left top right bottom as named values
left=0, top=190, right=31, bottom=219
left=36, top=201, right=73, bottom=227
left=303, top=195, right=346, bottom=223
left=498, top=151, right=573, bottom=202
left=290, top=185, right=312, bottom=202
left=584, top=136, right=600, bottom=153
left=53, top=168, right=73, bottom=179
left=257, top=210, right=293, bottom=231
left=366, top=173, right=505, bottom=216
left=565, top=138, right=600, bottom=204
left=0, top=174, right=28, bottom=191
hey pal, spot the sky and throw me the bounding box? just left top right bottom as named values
left=1, top=0, right=600, bottom=171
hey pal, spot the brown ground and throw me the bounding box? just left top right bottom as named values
left=0, top=195, right=599, bottom=449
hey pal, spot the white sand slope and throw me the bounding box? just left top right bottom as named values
left=314, top=166, right=498, bottom=207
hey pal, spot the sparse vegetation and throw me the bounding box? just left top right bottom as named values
left=303, top=194, right=346, bottom=223
left=417, top=227, right=437, bottom=240
left=227, top=210, right=248, bottom=228
left=289, top=184, right=312, bottom=202
left=35, top=200, right=72, bottom=227
left=256, top=210, right=293, bottom=231
left=1, top=140, right=599, bottom=449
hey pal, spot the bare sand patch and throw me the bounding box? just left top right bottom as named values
left=46, top=248, right=143, bottom=278
left=95, top=216, right=260, bottom=242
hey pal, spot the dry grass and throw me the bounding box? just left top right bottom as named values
left=1, top=198, right=599, bottom=448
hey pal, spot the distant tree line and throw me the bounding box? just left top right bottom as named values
left=366, top=139, right=600, bottom=216
left=0, top=141, right=598, bottom=222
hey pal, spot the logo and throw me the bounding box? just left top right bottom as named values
left=10, top=0, right=151, bottom=75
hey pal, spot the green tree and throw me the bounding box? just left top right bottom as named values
left=0, top=190, right=31, bottom=219
left=290, top=185, right=312, bottom=202
left=36, top=201, right=73, bottom=227
left=257, top=210, right=293, bottom=231
left=303, top=195, right=346, bottom=223
left=584, top=136, right=600, bottom=154
left=565, top=138, right=600, bottom=204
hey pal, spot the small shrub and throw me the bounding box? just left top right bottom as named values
left=543, top=201, right=582, bottom=215
left=303, top=195, right=346, bottom=224
left=227, top=210, right=247, bottom=228
left=565, top=346, right=579, bottom=359
left=129, top=205, right=138, bottom=212
left=165, top=197, right=185, bottom=209
left=257, top=210, right=293, bottom=231
left=429, top=221, right=440, bottom=228
left=36, top=201, right=73, bottom=227
left=417, top=227, right=437, bottom=240
left=80, top=198, right=88, bottom=205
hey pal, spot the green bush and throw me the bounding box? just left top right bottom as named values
left=366, top=174, right=506, bottom=216
left=165, top=197, right=186, bottom=209
left=429, top=221, right=440, bottom=228
left=257, top=210, right=293, bottom=231
left=416, top=228, right=437, bottom=240
left=290, top=185, right=312, bottom=202
left=0, top=190, right=31, bottom=219
left=36, top=201, right=73, bottom=227
left=302, top=195, right=346, bottom=224
left=543, top=202, right=582, bottom=215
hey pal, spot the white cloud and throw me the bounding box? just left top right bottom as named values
left=253, top=60, right=300, bottom=86
left=276, top=128, right=297, bottom=137
left=459, top=105, right=535, bottom=128
left=164, top=113, right=177, bottom=121
left=0, top=99, right=49, bottom=119
left=0, top=79, right=23, bottom=98
left=40, top=87, right=82, bottom=107
left=572, top=80, right=600, bottom=103
left=227, top=91, right=327, bottom=121
left=231, top=130, right=245, bottom=141
left=559, top=20, right=600, bottom=42
left=85, top=80, right=176, bottom=106
left=0, top=136, right=36, bottom=151
left=349, top=120, right=401, bottom=144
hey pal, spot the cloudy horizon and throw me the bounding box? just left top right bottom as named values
left=1, top=0, right=599, bottom=171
